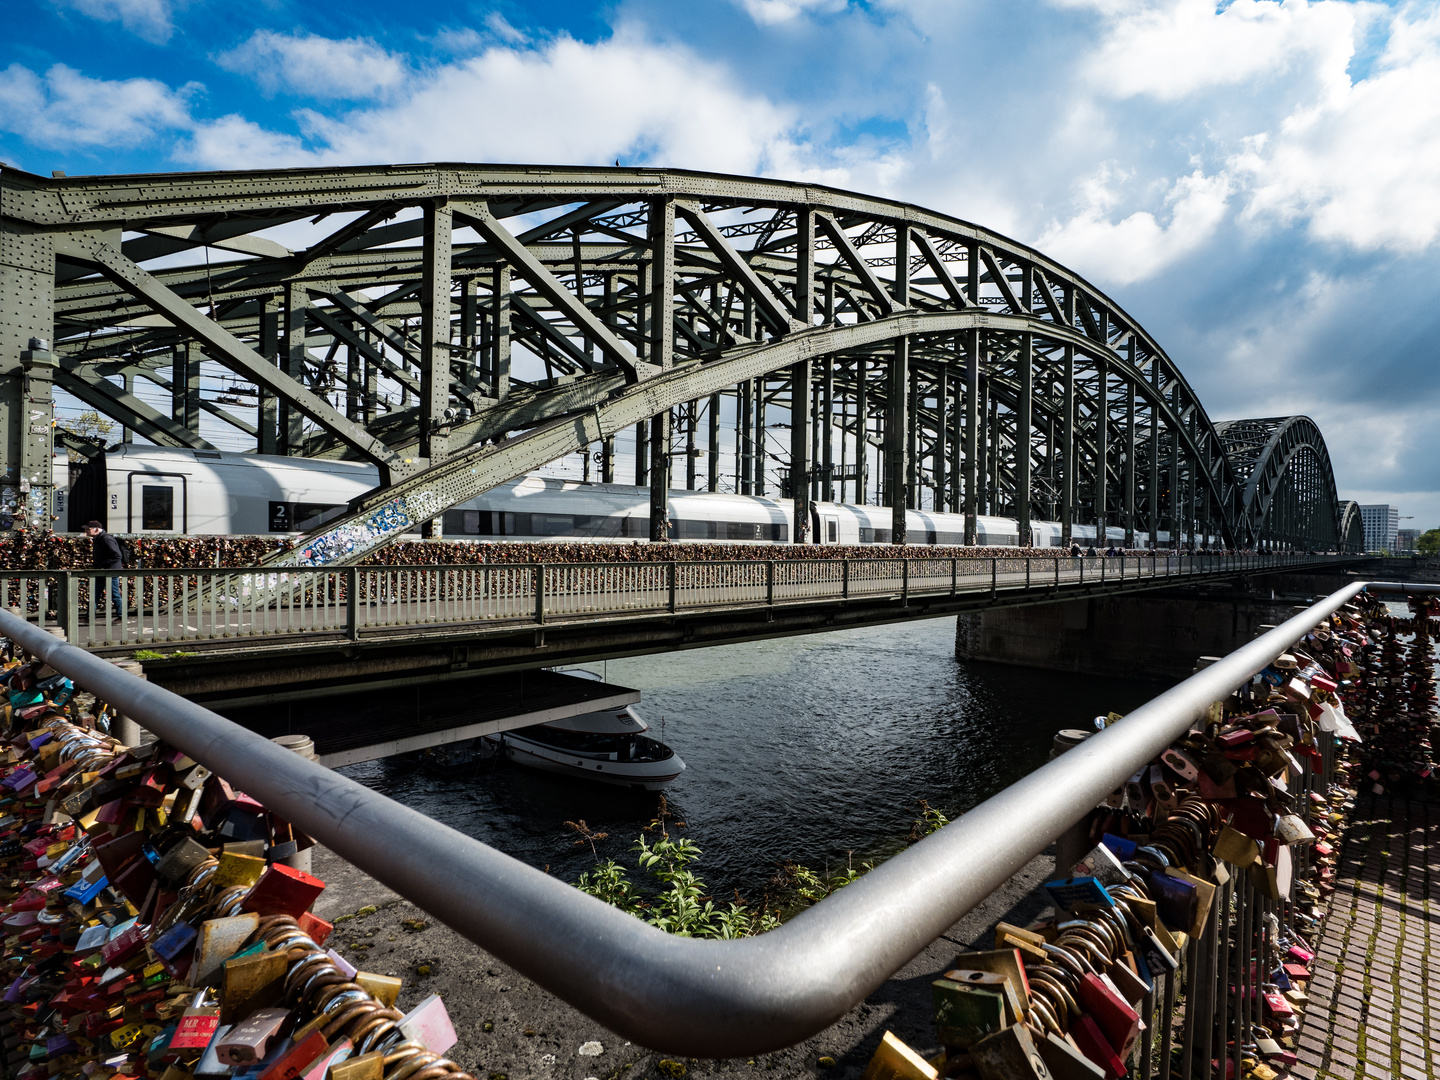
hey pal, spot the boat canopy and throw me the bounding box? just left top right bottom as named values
left=544, top=707, right=649, bottom=734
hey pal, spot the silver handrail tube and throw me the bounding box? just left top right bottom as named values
left=0, top=581, right=1369, bottom=1055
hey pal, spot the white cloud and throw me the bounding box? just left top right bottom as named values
left=184, top=114, right=307, bottom=169
left=1038, top=167, right=1232, bottom=284
left=1071, top=0, right=1371, bottom=101
left=736, top=0, right=848, bottom=26
left=188, top=31, right=819, bottom=177
left=483, top=12, right=527, bottom=45
left=0, top=63, right=194, bottom=148
left=53, top=0, right=173, bottom=44
left=217, top=31, right=409, bottom=100
left=1234, top=7, right=1440, bottom=252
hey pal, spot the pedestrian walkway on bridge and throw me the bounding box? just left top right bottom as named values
left=1295, top=793, right=1437, bottom=1080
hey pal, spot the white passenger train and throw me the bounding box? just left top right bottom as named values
left=61, top=445, right=1185, bottom=547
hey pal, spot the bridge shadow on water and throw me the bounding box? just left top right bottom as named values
left=338, top=617, right=1171, bottom=899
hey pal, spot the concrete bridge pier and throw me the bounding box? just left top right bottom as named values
left=954, top=588, right=1301, bottom=680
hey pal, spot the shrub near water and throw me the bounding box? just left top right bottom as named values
left=568, top=798, right=951, bottom=938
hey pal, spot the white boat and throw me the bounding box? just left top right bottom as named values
left=484, top=705, right=685, bottom=790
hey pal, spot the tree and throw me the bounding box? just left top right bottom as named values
left=61, top=409, right=115, bottom=443
left=1416, top=529, right=1440, bottom=557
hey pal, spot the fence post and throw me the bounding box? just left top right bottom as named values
left=62, top=574, right=79, bottom=642
left=766, top=560, right=774, bottom=607
left=1026, top=558, right=1031, bottom=589
left=952, top=557, right=958, bottom=596
left=844, top=560, right=852, bottom=600
left=534, top=565, right=546, bottom=625
left=668, top=562, right=678, bottom=614
left=346, top=568, right=359, bottom=641
left=902, top=558, right=910, bottom=606
left=990, top=558, right=997, bottom=598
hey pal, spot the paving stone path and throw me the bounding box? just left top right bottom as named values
left=1294, top=794, right=1436, bottom=1080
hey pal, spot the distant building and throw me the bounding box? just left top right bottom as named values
left=1360, top=505, right=1400, bottom=552
left=1396, top=528, right=1420, bottom=553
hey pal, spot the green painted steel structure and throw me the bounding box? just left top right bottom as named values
left=0, top=163, right=1359, bottom=557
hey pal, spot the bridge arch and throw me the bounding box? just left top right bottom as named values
left=1215, top=416, right=1347, bottom=551
left=0, top=161, right=1349, bottom=559
left=1338, top=501, right=1365, bottom=553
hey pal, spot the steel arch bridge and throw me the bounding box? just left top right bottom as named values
left=0, top=163, right=1359, bottom=559
left=1215, top=417, right=1355, bottom=552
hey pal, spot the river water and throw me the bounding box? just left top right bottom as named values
left=337, top=615, right=1168, bottom=898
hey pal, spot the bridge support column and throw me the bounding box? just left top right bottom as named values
left=419, top=199, right=453, bottom=539
left=649, top=411, right=670, bottom=541
left=707, top=394, right=720, bottom=493
left=1148, top=366, right=1160, bottom=547
left=791, top=358, right=812, bottom=542
left=1124, top=366, right=1136, bottom=547
left=856, top=358, right=869, bottom=504
left=906, top=362, right=919, bottom=510
left=887, top=337, right=909, bottom=543
left=738, top=382, right=751, bottom=494
left=257, top=298, right=279, bottom=454
left=822, top=358, right=834, bottom=502
left=1061, top=339, right=1074, bottom=544
left=1017, top=332, right=1032, bottom=545
left=964, top=328, right=979, bottom=544
left=172, top=341, right=201, bottom=435
left=683, top=401, right=696, bottom=490
left=935, top=368, right=949, bottom=514
left=0, top=227, right=55, bottom=535
left=754, top=379, right=767, bottom=496
left=949, top=368, right=962, bottom=513
left=1095, top=352, right=1108, bottom=542
left=282, top=281, right=306, bottom=455
left=491, top=265, right=511, bottom=402
left=1169, top=433, right=1180, bottom=548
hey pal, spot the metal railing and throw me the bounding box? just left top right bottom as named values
left=0, top=579, right=1388, bottom=1056
left=0, top=551, right=1357, bottom=649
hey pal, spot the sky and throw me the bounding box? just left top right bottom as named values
left=3, top=0, right=1440, bottom=530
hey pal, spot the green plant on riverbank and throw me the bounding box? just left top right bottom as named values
left=569, top=796, right=952, bottom=938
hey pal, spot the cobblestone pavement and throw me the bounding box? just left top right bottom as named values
left=1294, top=795, right=1436, bottom=1080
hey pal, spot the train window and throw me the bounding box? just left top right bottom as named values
left=768, top=523, right=790, bottom=542
left=141, top=486, right=173, bottom=531
left=682, top=520, right=718, bottom=539
left=874, top=528, right=891, bottom=543
left=464, top=511, right=481, bottom=534
left=725, top=521, right=760, bottom=540
left=826, top=518, right=838, bottom=542
left=533, top=514, right=575, bottom=536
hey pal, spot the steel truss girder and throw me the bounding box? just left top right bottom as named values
left=272, top=310, right=1225, bottom=564
left=1, top=161, right=1346, bottom=554
left=1215, top=416, right=1344, bottom=550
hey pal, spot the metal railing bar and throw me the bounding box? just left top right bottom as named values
left=0, top=577, right=1390, bottom=1055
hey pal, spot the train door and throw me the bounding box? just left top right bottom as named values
left=810, top=508, right=839, bottom=544
left=127, top=473, right=187, bottom=534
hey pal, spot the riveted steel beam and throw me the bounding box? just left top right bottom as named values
left=54, top=236, right=407, bottom=478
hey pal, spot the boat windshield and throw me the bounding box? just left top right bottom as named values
left=520, top=727, right=674, bottom=762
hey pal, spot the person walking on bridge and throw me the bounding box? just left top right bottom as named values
left=85, top=520, right=124, bottom=618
